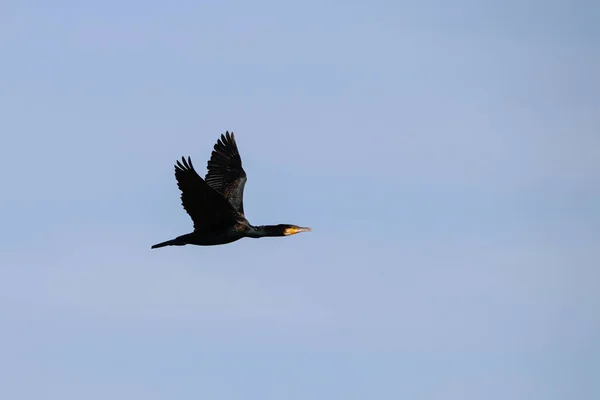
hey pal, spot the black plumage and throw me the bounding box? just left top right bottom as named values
left=151, top=131, right=311, bottom=249
left=205, top=131, right=247, bottom=215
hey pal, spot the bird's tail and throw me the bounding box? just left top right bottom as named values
left=151, top=237, right=186, bottom=249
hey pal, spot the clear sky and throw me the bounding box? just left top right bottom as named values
left=1, top=1, right=598, bottom=399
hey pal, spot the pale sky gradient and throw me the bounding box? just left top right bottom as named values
left=1, top=1, right=599, bottom=399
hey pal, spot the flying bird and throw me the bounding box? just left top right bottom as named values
left=151, top=131, right=311, bottom=248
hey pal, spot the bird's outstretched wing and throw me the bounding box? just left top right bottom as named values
left=175, top=156, right=239, bottom=231
left=205, top=131, right=247, bottom=215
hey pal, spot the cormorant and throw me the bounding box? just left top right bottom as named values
left=151, top=131, right=311, bottom=248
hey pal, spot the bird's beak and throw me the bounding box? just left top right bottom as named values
left=284, top=226, right=312, bottom=235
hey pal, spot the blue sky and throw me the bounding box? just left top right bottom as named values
left=1, top=1, right=599, bottom=399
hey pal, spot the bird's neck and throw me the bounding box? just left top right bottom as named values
left=248, top=225, right=285, bottom=238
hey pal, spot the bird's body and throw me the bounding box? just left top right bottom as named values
left=151, top=131, right=310, bottom=249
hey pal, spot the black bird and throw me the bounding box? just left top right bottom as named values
left=151, top=131, right=311, bottom=248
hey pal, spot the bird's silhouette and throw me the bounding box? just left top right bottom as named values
left=151, top=131, right=311, bottom=248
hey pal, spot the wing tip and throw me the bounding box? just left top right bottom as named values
left=222, top=131, right=236, bottom=146
left=175, top=156, right=195, bottom=173
left=212, top=131, right=239, bottom=156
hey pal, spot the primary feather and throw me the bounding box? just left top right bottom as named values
left=205, top=131, right=247, bottom=214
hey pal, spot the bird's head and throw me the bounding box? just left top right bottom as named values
left=253, top=224, right=312, bottom=237
left=256, top=224, right=312, bottom=237
left=281, top=224, right=312, bottom=236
